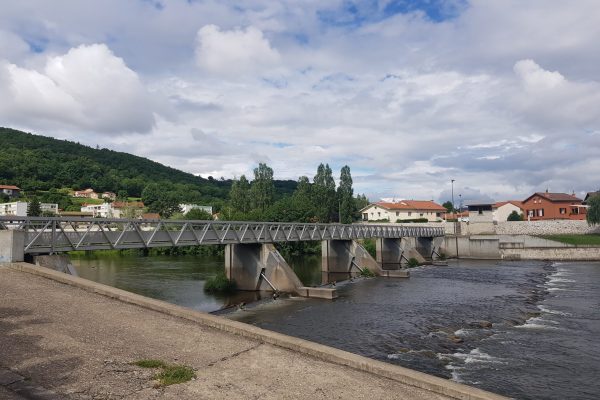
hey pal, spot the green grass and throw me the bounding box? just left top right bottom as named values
left=71, top=197, right=104, bottom=205
left=154, top=365, right=196, bottom=387
left=540, top=234, right=600, bottom=246
left=132, top=359, right=195, bottom=387
left=133, top=359, right=168, bottom=369
left=407, top=257, right=420, bottom=268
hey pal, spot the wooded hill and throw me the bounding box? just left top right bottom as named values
left=0, top=127, right=297, bottom=207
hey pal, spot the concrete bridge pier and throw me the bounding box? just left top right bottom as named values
left=322, top=240, right=409, bottom=279
left=225, top=243, right=336, bottom=299
left=33, top=254, right=78, bottom=276
left=0, top=230, right=25, bottom=262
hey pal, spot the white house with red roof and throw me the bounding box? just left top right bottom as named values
left=492, top=201, right=523, bottom=222
left=360, top=200, right=446, bottom=222
left=0, top=185, right=20, bottom=198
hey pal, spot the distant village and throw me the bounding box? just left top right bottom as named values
left=1, top=184, right=597, bottom=223
left=0, top=186, right=212, bottom=220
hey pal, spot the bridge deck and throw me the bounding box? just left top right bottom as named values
left=0, top=217, right=444, bottom=254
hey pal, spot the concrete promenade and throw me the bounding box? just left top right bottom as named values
left=0, top=263, right=507, bottom=400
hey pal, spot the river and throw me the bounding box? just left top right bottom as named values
left=72, top=254, right=600, bottom=400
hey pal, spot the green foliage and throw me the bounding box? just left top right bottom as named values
left=540, top=234, right=600, bottom=246
left=133, top=359, right=168, bottom=369
left=204, top=271, right=237, bottom=293
left=438, top=252, right=447, bottom=260
left=337, top=165, right=354, bottom=224
left=28, top=197, right=41, bottom=216
left=407, top=257, right=420, bottom=268
left=507, top=210, right=523, bottom=221
left=250, top=163, right=275, bottom=212
left=442, top=201, right=454, bottom=213
left=586, top=195, right=600, bottom=226
left=359, top=267, right=376, bottom=277
left=313, top=163, right=337, bottom=222
left=396, top=218, right=429, bottom=223
left=184, top=208, right=213, bottom=220
left=154, top=365, right=195, bottom=387
left=142, top=183, right=181, bottom=218
left=229, top=175, right=250, bottom=214
left=362, top=238, right=376, bottom=258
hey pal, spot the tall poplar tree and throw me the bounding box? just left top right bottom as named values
left=229, top=175, right=250, bottom=214
left=337, top=165, right=354, bottom=224
left=250, top=163, right=274, bottom=213
left=313, top=163, right=337, bottom=222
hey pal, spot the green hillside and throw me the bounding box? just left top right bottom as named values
left=0, top=127, right=296, bottom=209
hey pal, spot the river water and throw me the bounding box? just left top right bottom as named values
left=72, top=255, right=600, bottom=400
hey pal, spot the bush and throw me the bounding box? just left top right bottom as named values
left=396, top=218, right=429, bottom=223
left=204, top=271, right=236, bottom=293
left=359, top=267, right=376, bottom=277
left=362, top=238, right=376, bottom=258
left=438, top=252, right=447, bottom=260
left=407, top=257, right=420, bottom=268
left=507, top=211, right=523, bottom=221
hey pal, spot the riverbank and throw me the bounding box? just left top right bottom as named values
left=0, top=262, right=506, bottom=400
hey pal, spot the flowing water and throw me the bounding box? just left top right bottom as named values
left=72, top=254, right=600, bottom=399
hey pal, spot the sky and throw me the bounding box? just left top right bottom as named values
left=1, top=0, right=599, bottom=205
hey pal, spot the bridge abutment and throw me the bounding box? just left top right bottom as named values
left=33, top=254, right=78, bottom=276
left=0, top=230, right=25, bottom=262
left=225, top=243, right=336, bottom=299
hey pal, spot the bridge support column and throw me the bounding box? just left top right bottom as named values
left=0, top=230, right=25, bottom=263
left=33, top=254, right=78, bottom=276
left=322, top=240, right=409, bottom=280
left=413, top=237, right=444, bottom=261
left=225, top=243, right=336, bottom=299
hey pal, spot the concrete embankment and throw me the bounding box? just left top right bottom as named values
left=441, top=234, right=600, bottom=260
left=0, top=262, right=507, bottom=400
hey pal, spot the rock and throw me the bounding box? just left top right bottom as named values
left=448, top=335, right=463, bottom=343
left=478, top=320, right=493, bottom=329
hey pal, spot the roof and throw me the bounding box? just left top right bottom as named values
left=584, top=191, right=599, bottom=202
left=113, top=201, right=145, bottom=208
left=0, top=185, right=20, bottom=190
left=493, top=200, right=523, bottom=209
left=523, top=192, right=582, bottom=203
left=368, top=200, right=446, bottom=212
left=141, top=213, right=160, bottom=219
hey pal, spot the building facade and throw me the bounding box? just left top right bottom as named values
left=0, top=202, right=59, bottom=216
left=493, top=201, right=523, bottom=222
left=522, top=192, right=585, bottom=221
left=180, top=204, right=213, bottom=215
left=0, top=185, right=21, bottom=198
left=361, top=200, right=446, bottom=222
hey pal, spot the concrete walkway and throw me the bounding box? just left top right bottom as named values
left=0, top=264, right=506, bottom=400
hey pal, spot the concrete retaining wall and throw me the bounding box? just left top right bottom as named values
left=501, top=247, right=600, bottom=261
left=495, top=220, right=600, bottom=235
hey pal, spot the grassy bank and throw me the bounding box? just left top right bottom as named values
left=540, top=234, right=600, bottom=246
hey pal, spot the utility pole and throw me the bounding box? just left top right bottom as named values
left=451, top=179, right=458, bottom=259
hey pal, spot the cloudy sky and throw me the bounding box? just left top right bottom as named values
left=1, top=0, right=599, bottom=204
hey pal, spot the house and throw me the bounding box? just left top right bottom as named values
left=73, top=188, right=99, bottom=199
left=493, top=201, right=523, bottom=222
left=81, top=203, right=114, bottom=218
left=443, top=211, right=469, bottom=222
left=466, top=201, right=494, bottom=223
left=101, top=192, right=117, bottom=201
left=112, top=201, right=145, bottom=219
left=360, top=200, right=446, bottom=222
left=180, top=204, right=213, bottom=215
left=584, top=191, right=599, bottom=204
left=0, top=185, right=21, bottom=198
left=522, top=191, right=585, bottom=220
left=140, top=213, right=160, bottom=220
left=0, top=202, right=59, bottom=216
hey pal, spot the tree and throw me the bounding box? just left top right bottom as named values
left=117, top=190, right=129, bottom=201
left=229, top=175, right=251, bottom=214
left=507, top=210, right=523, bottom=221
left=337, top=165, right=354, bottom=224
left=250, top=163, right=274, bottom=213
left=184, top=208, right=213, bottom=220
left=586, top=195, right=600, bottom=225
left=313, top=163, right=337, bottom=222
left=442, top=201, right=454, bottom=213
left=28, top=197, right=41, bottom=216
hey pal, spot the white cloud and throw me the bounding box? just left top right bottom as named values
left=0, top=43, right=156, bottom=134
left=195, top=25, right=281, bottom=77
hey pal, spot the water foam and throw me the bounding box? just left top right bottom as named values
left=537, top=305, right=571, bottom=316
left=452, top=348, right=506, bottom=365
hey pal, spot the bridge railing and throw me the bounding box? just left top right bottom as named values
left=0, top=217, right=444, bottom=253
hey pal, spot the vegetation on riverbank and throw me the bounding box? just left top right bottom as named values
left=204, top=271, right=237, bottom=293
left=540, top=234, right=600, bottom=246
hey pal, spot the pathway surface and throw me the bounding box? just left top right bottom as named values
left=0, top=265, right=496, bottom=400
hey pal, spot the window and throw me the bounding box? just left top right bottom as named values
left=528, top=210, right=533, bottom=217
left=378, top=212, right=381, bottom=217
left=537, top=209, right=544, bottom=217
left=408, top=212, right=412, bottom=216
left=396, top=212, right=399, bottom=216
left=478, top=207, right=483, bottom=215
left=420, top=213, right=424, bottom=217
left=436, top=213, right=441, bottom=217
left=572, top=208, right=579, bottom=215
left=559, top=208, right=566, bottom=214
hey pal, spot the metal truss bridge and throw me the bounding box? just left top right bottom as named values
left=0, top=217, right=444, bottom=254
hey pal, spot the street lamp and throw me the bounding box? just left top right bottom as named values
left=451, top=179, right=458, bottom=258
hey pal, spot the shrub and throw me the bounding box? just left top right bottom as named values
left=362, top=238, right=376, bottom=258
left=204, top=271, right=236, bottom=293
left=396, top=218, right=429, bottom=223
left=407, top=257, right=420, bottom=268
left=359, top=267, right=376, bottom=277
left=507, top=211, right=523, bottom=221
left=154, top=365, right=196, bottom=387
